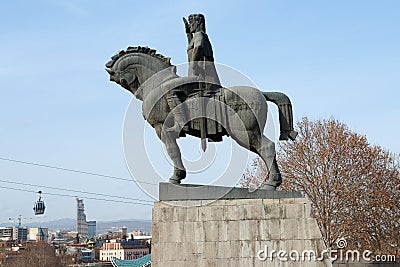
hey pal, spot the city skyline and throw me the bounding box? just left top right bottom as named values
left=1, top=0, right=399, bottom=223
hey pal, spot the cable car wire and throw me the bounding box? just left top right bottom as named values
left=0, top=157, right=158, bottom=186
left=0, top=185, right=153, bottom=206
left=0, top=178, right=154, bottom=203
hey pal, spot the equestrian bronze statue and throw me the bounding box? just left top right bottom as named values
left=105, top=14, right=297, bottom=190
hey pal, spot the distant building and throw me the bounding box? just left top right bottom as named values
left=36, top=228, right=45, bottom=243
left=0, top=227, right=28, bottom=241
left=76, top=198, right=88, bottom=237
left=80, top=248, right=95, bottom=263
left=99, top=239, right=149, bottom=261
left=29, top=227, right=49, bottom=242
left=0, top=227, right=13, bottom=241
left=118, top=226, right=127, bottom=239
left=15, top=227, right=28, bottom=241
left=87, top=221, right=97, bottom=238
left=129, top=230, right=149, bottom=236
left=65, top=244, right=95, bottom=263
left=54, top=230, right=78, bottom=241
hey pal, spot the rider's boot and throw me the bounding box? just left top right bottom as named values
left=166, top=94, right=189, bottom=133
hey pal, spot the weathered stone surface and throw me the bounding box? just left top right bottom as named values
left=159, top=182, right=303, bottom=201
left=152, top=197, right=332, bottom=267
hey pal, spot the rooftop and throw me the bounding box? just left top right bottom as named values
left=111, top=254, right=151, bottom=267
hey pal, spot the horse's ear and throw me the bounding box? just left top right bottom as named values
left=105, top=60, right=114, bottom=68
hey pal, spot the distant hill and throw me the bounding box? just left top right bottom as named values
left=26, top=218, right=76, bottom=231
left=0, top=218, right=75, bottom=231
left=96, top=219, right=152, bottom=234
left=0, top=218, right=152, bottom=234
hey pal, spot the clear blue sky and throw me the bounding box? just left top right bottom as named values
left=0, top=0, right=399, bottom=224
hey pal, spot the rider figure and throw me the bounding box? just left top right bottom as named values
left=166, top=13, right=220, bottom=133
left=184, top=14, right=220, bottom=86
left=166, top=14, right=296, bottom=142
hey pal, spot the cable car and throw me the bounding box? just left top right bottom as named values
left=33, top=191, right=46, bottom=215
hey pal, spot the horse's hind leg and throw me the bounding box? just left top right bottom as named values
left=228, top=127, right=281, bottom=190
left=251, top=134, right=282, bottom=190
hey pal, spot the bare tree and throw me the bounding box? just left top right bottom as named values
left=4, top=243, right=63, bottom=267
left=241, top=117, right=400, bottom=254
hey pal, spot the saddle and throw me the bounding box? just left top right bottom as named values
left=183, top=88, right=227, bottom=142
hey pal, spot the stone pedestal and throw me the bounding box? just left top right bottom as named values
left=151, top=183, right=333, bottom=267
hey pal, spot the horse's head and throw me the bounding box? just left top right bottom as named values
left=105, top=46, right=172, bottom=99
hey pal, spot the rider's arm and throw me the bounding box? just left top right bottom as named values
left=183, top=17, right=192, bottom=44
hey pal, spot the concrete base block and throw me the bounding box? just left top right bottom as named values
left=152, top=184, right=332, bottom=267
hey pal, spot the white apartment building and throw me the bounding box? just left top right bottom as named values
left=99, top=239, right=149, bottom=261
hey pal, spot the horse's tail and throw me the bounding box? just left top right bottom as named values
left=262, top=92, right=298, bottom=141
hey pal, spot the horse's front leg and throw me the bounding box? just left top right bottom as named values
left=155, top=123, right=186, bottom=184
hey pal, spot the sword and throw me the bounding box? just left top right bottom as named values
left=199, top=60, right=207, bottom=152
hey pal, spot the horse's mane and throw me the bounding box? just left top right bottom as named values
left=106, top=46, right=171, bottom=68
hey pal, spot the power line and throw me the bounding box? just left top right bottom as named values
left=0, top=179, right=153, bottom=203
left=0, top=157, right=158, bottom=186
left=0, top=185, right=153, bottom=206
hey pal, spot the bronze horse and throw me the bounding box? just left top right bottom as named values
left=106, top=46, right=296, bottom=190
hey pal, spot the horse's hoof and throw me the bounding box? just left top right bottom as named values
left=176, top=169, right=186, bottom=179
left=169, top=178, right=181, bottom=185
left=169, top=169, right=186, bottom=185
